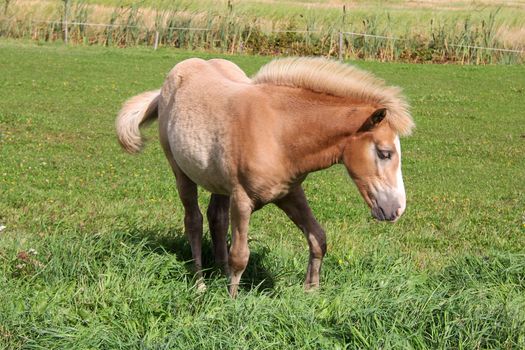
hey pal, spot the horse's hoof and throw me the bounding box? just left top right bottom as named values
left=304, top=284, right=320, bottom=293
left=196, top=278, right=207, bottom=293
left=228, top=284, right=239, bottom=298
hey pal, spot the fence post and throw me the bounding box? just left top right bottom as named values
left=338, top=31, right=343, bottom=61
left=154, top=31, right=159, bottom=50
left=63, top=0, right=69, bottom=45
left=339, top=4, right=346, bottom=61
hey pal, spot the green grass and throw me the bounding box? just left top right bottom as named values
left=1, top=40, right=524, bottom=348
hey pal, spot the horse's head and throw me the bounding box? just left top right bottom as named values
left=343, top=108, right=406, bottom=222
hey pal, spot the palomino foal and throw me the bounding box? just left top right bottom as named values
left=116, top=57, right=414, bottom=297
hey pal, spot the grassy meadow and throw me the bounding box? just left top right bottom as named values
left=1, top=40, right=525, bottom=348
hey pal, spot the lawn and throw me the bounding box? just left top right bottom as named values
left=0, top=40, right=524, bottom=348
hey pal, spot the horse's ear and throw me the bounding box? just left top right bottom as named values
left=358, top=108, right=387, bottom=132
left=371, top=108, right=387, bottom=125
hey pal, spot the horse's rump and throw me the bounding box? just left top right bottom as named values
left=160, top=58, right=252, bottom=194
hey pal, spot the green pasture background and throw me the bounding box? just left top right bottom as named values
left=0, top=40, right=524, bottom=348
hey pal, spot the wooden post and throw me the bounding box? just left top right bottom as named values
left=63, top=0, right=69, bottom=45
left=338, top=31, right=343, bottom=61
left=154, top=31, right=159, bottom=50
left=339, top=5, right=346, bottom=61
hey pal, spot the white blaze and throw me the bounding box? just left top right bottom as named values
left=394, top=136, right=406, bottom=216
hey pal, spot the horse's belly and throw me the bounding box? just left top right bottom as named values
left=168, top=117, right=231, bottom=195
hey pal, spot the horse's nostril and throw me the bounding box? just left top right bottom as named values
left=388, top=206, right=405, bottom=222
left=371, top=206, right=387, bottom=221
left=381, top=207, right=401, bottom=222
left=379, top=207, right=386, bottom=220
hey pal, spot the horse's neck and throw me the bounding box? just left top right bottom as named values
left=273, top=88, right=373, bottom=176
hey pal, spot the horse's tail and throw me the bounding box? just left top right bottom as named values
left=115, top=89, right=161, bottom=153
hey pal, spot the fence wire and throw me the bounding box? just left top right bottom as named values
left=14, top=18, right=525, bottom=56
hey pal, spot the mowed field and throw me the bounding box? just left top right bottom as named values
left=1, top=40, right=524, bottom=348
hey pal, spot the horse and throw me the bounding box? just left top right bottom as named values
left=115, top=57, right=414, bottom=297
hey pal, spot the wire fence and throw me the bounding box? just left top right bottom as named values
left=30, top=18, right=525, bottom=56
left=341, top=31, right=524, bottom=54
left=2, top=15, right=525, bottom=62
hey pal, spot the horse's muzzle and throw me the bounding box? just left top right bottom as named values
left=371, top=203, right=404, bottom=222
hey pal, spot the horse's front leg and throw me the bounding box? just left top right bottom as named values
left=275, top=186, right=327, bottom=290
left=228, top=189, right=252, bottom=297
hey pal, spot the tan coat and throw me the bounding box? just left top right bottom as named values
left=116, top=57, right=414, bottom=296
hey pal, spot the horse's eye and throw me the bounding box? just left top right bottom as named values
left=377, top=149, right=392, bottom=160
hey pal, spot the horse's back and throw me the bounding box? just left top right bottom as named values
left=159, top=58, right=250, bottom=194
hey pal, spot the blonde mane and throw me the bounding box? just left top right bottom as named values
left=252, top=57, right=414, bottom=135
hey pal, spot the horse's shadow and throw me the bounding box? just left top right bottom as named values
left=123, top=228, right=276, bottom=293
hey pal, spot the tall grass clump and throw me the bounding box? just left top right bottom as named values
left=0, top=0, right=523, bottom=63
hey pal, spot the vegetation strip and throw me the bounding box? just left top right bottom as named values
left=1, top=0, right=524, bottom=63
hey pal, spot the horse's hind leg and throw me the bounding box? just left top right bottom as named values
left=174, top=173, right=206, bottom=291
left=275, top=186, right=326, bottom=290
left=206, top=194, right=230, bottom=274
left=161, top=154, right=206, bottom=291
left=159, top=121, right=205, bottom=291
